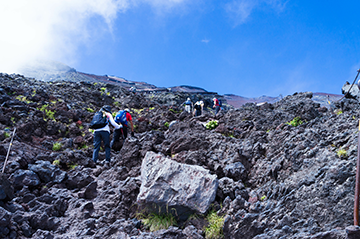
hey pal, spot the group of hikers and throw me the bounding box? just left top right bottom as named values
left=183, top=97, right=222, bottom=116
left=90, top=105, right=134, bottom=165
left=91, top=97, right=222, bottom=165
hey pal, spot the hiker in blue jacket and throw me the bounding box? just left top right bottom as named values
left=92, top=105, right=121, bottom=164
left=110, top=108, right=134, bottom=149
left=183, top=98, right=193, bottom=113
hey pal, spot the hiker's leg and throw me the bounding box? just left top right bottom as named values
left=110, top=129, right=121, bottom=148
left=101, top=131, right=111, bottom=162
left=122, top=125, right=128, bottom=139
left=92, top=131, right=101, bottom=163
left=215, top=106, right=220, bottom=115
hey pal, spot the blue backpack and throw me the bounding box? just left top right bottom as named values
left=115, top=110, right=127, bottom=125
left=218, top=99, right=222, bottom=107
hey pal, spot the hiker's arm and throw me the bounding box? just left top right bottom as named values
left=129, top=120, right=134, bottom=132
left=107, top=113, right=121, bottom=129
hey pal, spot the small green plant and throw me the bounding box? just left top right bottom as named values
left=149, top=107, right=155, bottom=110
left=52, top=159, right=60, bottom=166
left=114, top=101, right=121, bottom=107
left=16, top=95, right=31, bottom=103
left=204, top=210, right=225, bottom=239
left=45, top=109, right=55, bottom=120
left=86, top=108, right=95, bottom=113
left=260, top=195, right=267, bottom=201
left=164, top=122, right=169, bottom=128
left=286, top=117, right=303, bottom=127
left=140, top=212, right=177, bottom=232
left=100, top=87, right=106, bottom=92
left=205, top=120, right=218, bottom=130
left=336, top=110, right=343, bottom=115
left=78, top=125, right=84, bottom=130
left=52, top=142, right=62, bottom=151
left=68, top=163, right=78, bottom=170
left=4, top=132, right=11, bottom=138
left=169, top=108, right=180, bottom=114
left=337, top=148, right=348, bottom=158
left=38, top=104, right=49, bottom=112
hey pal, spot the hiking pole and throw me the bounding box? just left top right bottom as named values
left=355, top=120, right=360, bottom=225
left=2, top=127, right=16, bottom=174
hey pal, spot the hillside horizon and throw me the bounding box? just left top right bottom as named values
left=15, top=61, right=343, bottom=108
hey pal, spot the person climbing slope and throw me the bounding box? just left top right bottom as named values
left=213, top=97, right=220, bottom=116
left=111, top=108, right=134, bottom=149
left=183, top=98, right=193, bottom=113
left=193, top=101, right=204, bottom=116
left=90, top=105, right=121, bottom=165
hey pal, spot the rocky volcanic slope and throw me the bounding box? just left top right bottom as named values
left=0, top=73, right=360, bottom=239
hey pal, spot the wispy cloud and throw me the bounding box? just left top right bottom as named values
left=201, top=39, right=210, bottom=43
left=224, top=0, right=287, bottom=26
left=0, top=0, right=191, bottom=74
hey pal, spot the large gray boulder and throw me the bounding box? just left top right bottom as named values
left=28, top=160, right=67, bottom=183
left=137, top=151, right=218, bottom=220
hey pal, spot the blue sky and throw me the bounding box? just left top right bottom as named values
left=1, top=1, right=359, bottom=97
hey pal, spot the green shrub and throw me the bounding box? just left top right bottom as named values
left=204, top=210, right=225, bottom=239
left=169, top=108, right=181, bottom=114
left=164, top=122, right=169, bottom=128
left=260, top=195, right=267, bottom=201
left=86, top=108, right=95, bottom=113
left=68, top=163, right=78, bottom=170
left=336, top=110, right=343, bottom=115
left=45, top=109, right=55, bottom=120
left=337, top=149, right=348, bottom=158
left=52, top=160, right=60, bottom=166
left=52, top=142, right=62, bottom=151
left=205, top=120, right=218, bottom=130
left=139, top=212, right=177, bottom=232
left=4, top=132, right=10, bottom=138
left=286, top=117, right=303, bottom=127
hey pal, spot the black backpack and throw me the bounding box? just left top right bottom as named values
left=89, top=111, right=108, bottom=129
left=194, top=104, right=201, bottom=110
left=218, top=99, right=222, bottom=107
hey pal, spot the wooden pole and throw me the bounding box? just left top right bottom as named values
left=355, top=120, right=360, bottom=225
left=2, top=128, right=16, bottom=174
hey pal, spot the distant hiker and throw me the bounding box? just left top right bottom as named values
left=112, top=108, right=134, bottom=144
left=183, top=98, right=193, bottom=113
left=213, top=98, right=220, bottom=115
left=193, top=101, right=204, bottom=116
left=91, top=105, right=121, bottom=164
left=129, top=86, right=136, bottom=94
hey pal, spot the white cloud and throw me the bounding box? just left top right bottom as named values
left=0, top=0, right=192, bottom=74
left=224, top=0, right=287, bottom=26
left=202, top=39, right=210, bottom=43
